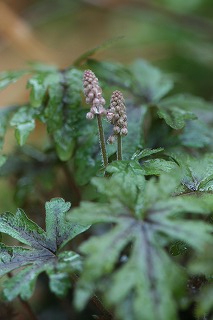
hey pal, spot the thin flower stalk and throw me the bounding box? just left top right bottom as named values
left=83, top=70, right=108, bottom=168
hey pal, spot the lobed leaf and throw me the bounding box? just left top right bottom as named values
left=68, top=171, right=213, bottom=320
left=0, top=198, right=88, bottom=300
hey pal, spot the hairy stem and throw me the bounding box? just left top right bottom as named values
left=96, top=114, right=108, bottom=168
left=117, top=135, right=122, bottom=160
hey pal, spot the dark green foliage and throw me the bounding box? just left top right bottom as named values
left=68, top=169, right=213, bottom=320
left=0, top=55, right=213, bottom=320
left=0, top=198, right=88, bottom=300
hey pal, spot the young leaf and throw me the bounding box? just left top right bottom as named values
left=68, top=171, right=213, bottom=320
left=0, top=198, right=88, bottom=300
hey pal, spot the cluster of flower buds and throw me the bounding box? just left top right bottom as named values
left=107, top=90, right=128, bottom=144
left=83, top=70, right=106, bottom=119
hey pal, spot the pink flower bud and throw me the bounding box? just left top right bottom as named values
left=121, top=128, right=128, bottom=136
left=86, top=112, right=94, bottom=120
left=107, top=112, right=114, bottom=121
left=100, top=98, right=106, bottom=105
left=93, top=98, right=100, bottom=105
left=99, top=107, right=107, bottom=116
left=91, top=106, right=98, bottom=114
left=88, top=92, right=94, bottom=99
left=114, top=126, right=120, bottom=134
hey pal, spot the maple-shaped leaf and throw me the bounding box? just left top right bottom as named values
left=0, top=198, right=88, bottom=301
left=68, top=170, right=213, bottom=320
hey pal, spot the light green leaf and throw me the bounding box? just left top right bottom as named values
left=10, top=106, right=36, bottom=146
left=27, top=71, right=62, bottom=108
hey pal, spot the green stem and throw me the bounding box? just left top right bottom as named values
left=117, top=135, right=122, bottom=160
left=96, top=114, right=108, bottom=168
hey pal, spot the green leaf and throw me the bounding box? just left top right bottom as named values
left=157, top=105, right=197, bottom=129
left=0, top=210, right=46, bottom=249
left=10, top=106, right=36, bottom=146
left=131, top=147, right=164, bottom=160
left=156, top=94, right=213, bottom=130
left=141, top=158, right=177, bottom=175
left=68, top=172, right=213, bottom=320
left=0, top=71, right=27, bottom=90
left=87, top=60, right=133, bottom=91
left=26, top=67, right=84, bottom=161
left=0, top=109, right=12, bottom=150
left=129, top=59, right=173, bottom=102
left=47, top=251, right=82, bottom=298
left=27, top=71, right=62, bottom=108
left=171, top=153, right=213, bottom=192
left=42, top=69, right=84, bottom=161
left=0, top=198, right=88, bottom=300
left=180, top=119, right=213, bottom=149
left=45, top=198, right=88, bottom=251
left=122, top=105, right=147, bottom=160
